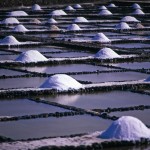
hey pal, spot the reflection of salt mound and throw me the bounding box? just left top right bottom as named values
left=50, top=10, right=67, bottom=16
left=100, top=116, right=150, bottom=140
left=0, top=36, right=20, bottom=45
left=132, top=3, right=141, bottom=9
left=15, top=50, right=48, bottom=62
left=65, top=6, right=75, bottom=11
left=49, top=25, right=60, bottom=31
left=121, top=16, right=140, bottom=22
left=30, top=18, right=41, bottom=24
left=92, top=33, right=110, bottom=43
left=95, top=47, right=121, bottom=59
left=108, top=3, right=117, bottom=7
left=144, top=76, right=150, bottom=82
left=115, top=22, right=131, bottom=29
left=73, top=17, right=88, bottom=23
left=74, top=4, right=82, bottom=9
left=40, top=74, right=83, bottom=91
left=1, top=17, right=19, bottom=24
left=99, top=5, right=107, bottom=10
left=132, top=9, right=145, bottom=15
left=47, top=18, right=57, bottom=24
left=67, top=24, right=81, bottom=31
left=8, top=11, right=28, bottom=16
left=99, top=9, right=112, bottom=15
left=32, top=4, right=42, bottom=11
left=13, top=25, right=29, bottom=32
left=134, top=23, right=144, bottom=29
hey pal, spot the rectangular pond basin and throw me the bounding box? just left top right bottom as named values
left=110, top=62, right=150, bottom=69
left=39, top=91, right=150, bottom=110
left=0, top=68, right=26, bottom=76
left=72, top=71, right=148, bottom=83
left=0, top=98, right=70, bottom=117
left=0, top=115, right=111, bottom=140
left=0, top=54, right=16, bottom=61
left=110, top=109, right=150, bottom=125
left=0, top=77, right=46, bottom=89
left=17, top=64, right=116, bottom=74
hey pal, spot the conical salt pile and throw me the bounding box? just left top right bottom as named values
left=74, top=4, right=82, bottom=9
left=30, top=18, right=41, bottom=24
left=50, top=10, right=67, bottom=16
left=144, top=76, right=150, bottom=82
left=108, top=3, right=117, bottom=8
left=0, top=35, right=20, bottom=45
left=49, top=25, right=60, bottom=31
left=13, top=24, right=29, bottom=32
left=32, top=4, right=42, bottom=11
left=40, top=74, right=83, bottom=91
left=1, top=17, right=20, bottom=24
left=95, top=47, right=121, bottom=59
left=67, top=24, right=81, bottom=31
left=100, top=116, right=150, bottom=140
left=92, top=33, right=110, bottom=43
left=99, top=9, right=112, bottom=15
left=8, top=11, right=28, bottom=16
left=99, top=5, right=107, bottom=10
left=115, top=22, right=131, bottom=30
left=134, top=23, right=144, bottom=29
left=73, top=17, right=88, bottom=23
left=132, top=3, right=141, bottom=9
left=47, top=18, right=57, bottom=24
left=132, top=9, right=145, bottom=15
left=65, top=6, right=75, bottom=11
left=121, top=16, right=140, bottom=22
left=15, top=50, right=48, bottom=62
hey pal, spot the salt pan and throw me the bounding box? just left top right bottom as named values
left=40, top=74, right=83, bottom=91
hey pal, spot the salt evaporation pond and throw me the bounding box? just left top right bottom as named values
left=17, top=64, right=116, bottom=74
left=0, top=115, right=111, bottom=140
left=0, top=99, right=71, bottom=117
left=0, top=54, right=16, bottom=60
left=0, top=77, right=46, bottom=89
left=71, top=71, right=148, bottom=83
left=111, top=62, right=150, bottom=69
left=40, top=91, right=150, bottom=109
left=0, top=68, right=25, bottom=76
left=110, top=110, right=150, bottom=125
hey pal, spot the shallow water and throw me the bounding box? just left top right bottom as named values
left=0, top=99, right=70, bottom=117
left=0, top=69, right=25, bottom=76
left=40, top=91, right=150, bottom=109
left=0, top=115, right=111, bottom=140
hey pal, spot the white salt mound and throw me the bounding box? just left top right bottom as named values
left=67, top=24, right=81, bottom=31
left=99, top=5, right=107, bottom=10
left=95, top=47, right=121, bottom=59
left=115, top=22, right=131, bottom=29
left=144, top=76, right=150, bottom=82
left=73, top=17, right=88, bottom=23
left=49, top=25, right=60, bottom=31
left=65, top=6, right=75, bottom=11
left=132, top=3, right=141, bottom=9
left=50, top=10, right=67, bottom=16
left=134, top=23, right=144, bottom=29
left=13, top=24, right=29, bottom=32
left=121, top=16, right=140, bottom=22
left=99, top=9, right=112, bottom=15
left=0, top=35, right=20, bottom=45
left=1, top=17, right=20, bottom=24
left=74, top=4, right=82, bottom=9
left=8, top=11, right=28, bottom=16
left=47, top=18, right=57, bottom=24
left=15, top=50, right=48, bottom=62
left=92, top=33, right=110, bottom=43
left=108, top=3, right=117, bottom=7
left=40, top=74, right=83, bottom=91
left=100, top=116, right=150, bottom=140
left=132, top=9, right=145, bottom=15
left=30, top=18, right=41, bottom=24
left=32, top=4, right=42, bottom=11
